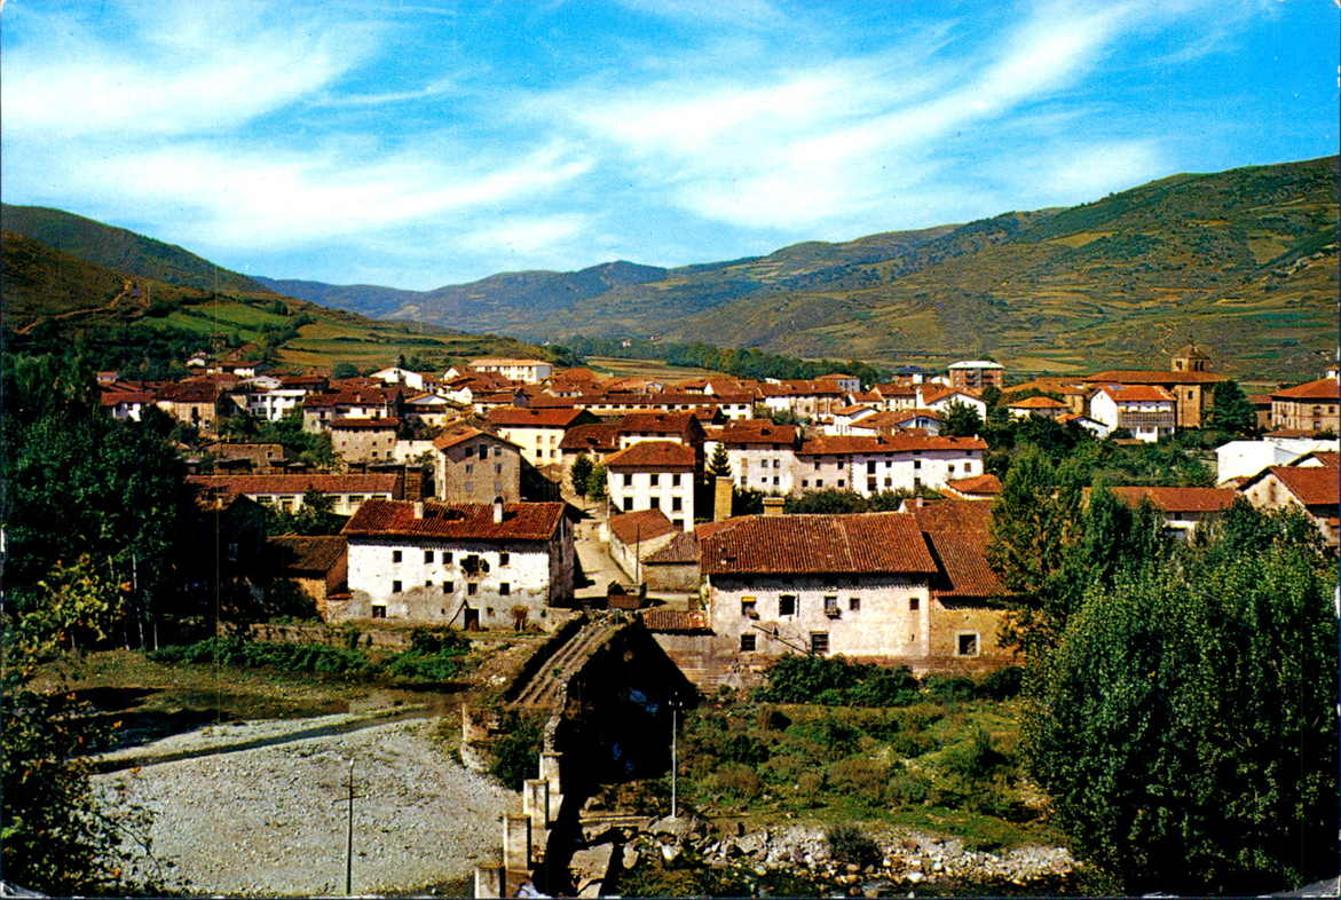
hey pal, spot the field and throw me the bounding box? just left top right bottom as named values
left=585, top=355, right=726, bottom=381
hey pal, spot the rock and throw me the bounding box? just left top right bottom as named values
left=931, top=860, right=943, bottom=873
left=906, top=871, right=925, bottom=884
left=649, top=813, right=706, bottom=840
left=621, top=846, right=639, bottom=870
left=660, top=843, right=681, bottom=864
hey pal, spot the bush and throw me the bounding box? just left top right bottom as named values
left=886, top=767, right=932, bottom=805
left=825, top=756, right=890, bottom=796
left=826, top=825, right=881, bottom=868
left=717, top=733, right=770, bottom=767
left=149, top=637, right=372, bottom=676
left=938, top=726, right=1004, bottom=779
left=708, top=763, right=762, bottom=800
left=490, top=713, right=544, bottom=790
left=759, top=655, right=918, bottom=707
left=383, top=649, right=462, bottom=682
left=921, top=675, right=976, bottom=703
left=976, top=666, right=1024, bottom=700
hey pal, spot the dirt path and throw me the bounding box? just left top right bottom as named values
left=95, top=716, right=516, bottom=895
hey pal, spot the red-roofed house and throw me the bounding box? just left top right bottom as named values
left=486, top=406, right=596, bottom=469
left=606, top=440, right=699, bottom=531
left=796, top=434, right=987, bottom=496
left=606, top=508, right=678, bottom=581
left=1006, top=395, right=1069, bottom=420
left=1089, top=384, right=1176, bottom=442
left=943, top=473, right=1003, bottom=500
left=1238, top=465, right=1340, bottom=548
left=188, top=473, right=402, bottom=516
left=1269, top=376, right=1340, bottom=435
left=331, top=417, right=401, bottom=463
left=432, top=427, right=523, bottom=504
left=1106, top=485, right=1237, bottom=538
left=702, top=421, right=802, bottom=494
left=849, top=409, right=942, bottom=437
left=339, top=498, right=573, bottom=626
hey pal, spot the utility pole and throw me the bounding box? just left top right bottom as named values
left=669, top=694, right=682, bottom=819
left=345, top=759, right=355, bottom=895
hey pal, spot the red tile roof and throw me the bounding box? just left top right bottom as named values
left=1107, top=486, right=1237, bottom=513
left=1266, top=466, right=1340, bottom=506
left=1271, top=377, right=1341, bottom=401
left=1098, top=384, right=1175, bottom=403
left=946, top=474, right=1003, bottom=496
left=1009, top=395, right=1069, bottom=409
left=615, top=411, right=701, bottom=435
left=799, top=434, right=986, bottom=455
left=712, top=422, right=800, bottom=446
left=343, top=499, right=565, bottom=541
left=188, top=474, right=400, bottom=496
left=559, top=423, right=623, bottom=452
left=432, top=426, right=517, bottom=451
left=905, top=500, right=1004, bottom=600
left=639, top=608, right=711, bottom=632
left=920, top=385, right=982, bottom=406
left=644, top=530, right=700, bottom=565
left=1084, top=369, right=1226, bottom=385
left=605, top=440, right=697, bottom=470
left=269, top=535, right=347, bottom=574
left=1297, top=451, right=1340, bottom=468
left=609, top=509, right=676, bottom=545
left=487, top=406, right=587, bottom=428
left=700, top=512, right=937, bottom=575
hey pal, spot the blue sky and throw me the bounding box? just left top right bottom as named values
left=2, top=0, right=1336, bottom=289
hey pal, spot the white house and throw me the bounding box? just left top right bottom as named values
left=468, top=358, right=554, bottom=384
left=795, top=435, right=987, bottom=496
left=186, top=473, right=401, bottom=516
left=486, top=406, right=591, bottom=468
left=605, top=440, right=699, bottom=532
left=370, top=367, right=428, bottom=391
left=340, top=498, right=574, bottom=629
left=1088, top=385, right=1176, bottom=442
left=917, top=385, right=988, bottom=419
left=823, top=404, right=878, bottom=436
left=703, top=422, right=801, bottom=495
left=1214, top=436, right=1339, bottom=485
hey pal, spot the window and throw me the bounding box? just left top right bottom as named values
left=650, top=473, right=660, bottom=486
left=371, top=605, right=387, bottom=619
left=816, top=479, right=824, bottom=488
left=909, top=597, right=920, bottom=611
left=741, top=598, right=758, bottom=618
left=467, top=583, right=478, bottom=596
left=810, top=632, right=830, bottom=654
left=957, top=633, right=980, bottom=657
left=444, top=582, right=454, bottom=593
left=837, top=479, right=845, bottom=487
left=740, top=634, right=756, bottom=652
left=672, top=473, right=682, bottom=486
left=779, top=595, right=797, bottom=616
left=814, top=461, right=821, bottom=471
left=479, top=445, right=489, bottom=460
left=824, top=595, right=840, bottom=618
left=867, top=460, right=877, bottom=474
left=849, top=596, right=860, bottom=611
left=672, top=497, right=683, bottom=512
left=913, top=460, right=922, bottom=470
left=495, top=463, right=503, bottom=474
left=392, top=550, right=402, bottom=563
left=425, top=579, right=433, bottom=587
left=773, top=476, right=780, bottom=486
left=948, top=464, right=955, bottom=474
left=493, top=447, right=501, bottom=457
left=623, top=497, right=634, bottom=512
left=500, top=582, right=511, bottom=595
left=867, top=479, right=877, bottom=492
left=802, top=479, right=810, bottom=488
left=425, top=550, right=434, bottom=563
left=443, top=552, right=453, bottom=564
left=465, top=463, right=474, bottom=474
left=392, top=580, right=403, bottom=594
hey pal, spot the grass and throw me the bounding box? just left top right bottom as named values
left=585, top=355, right=724, bottom=380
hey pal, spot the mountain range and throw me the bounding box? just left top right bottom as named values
left=4, top=155, right=1336, bottom=381
left=260, top=156, right=1339, bottom=380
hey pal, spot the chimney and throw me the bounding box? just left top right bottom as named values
left=713, top=475, right=734, bottom=522
left=493, top=496, right=505, bottom=524
left=404, top=467, right=425, bottom=500
left=413, top=501, right=425, bottom=519
left=762, top=496, right=785, bottom=517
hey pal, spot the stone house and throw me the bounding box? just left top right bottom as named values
left=331, top=417, right=400, bottom=463
left=1082, top=366, right=1225, bottom=429
left=1269, top=376, right=1340, bottom=435
left=607, top=508, right=678, bottom=582
left=203, top=442, right=288, bottom=472
left=339, top=498, right=574, bottom=628
left=155, top=380, right=232, bottom=433
left=433, top=427, right=523, bottom=503
left=302, top=389, right=397, bottom=433
left=641, top=531, right=701, bottom=592
left=1237, top=463, right=1340, bottom=548
left=605, top=440, right=699, bottom=532
left=269, top=534, right=348, bottom=618
left=1088, top=385, right=1176, bottom=442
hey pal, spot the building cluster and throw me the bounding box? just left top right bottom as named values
left=99, top=345, right=1339, bottom=687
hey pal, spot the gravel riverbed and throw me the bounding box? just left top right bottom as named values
left=95, top=717, right=516, bottom=895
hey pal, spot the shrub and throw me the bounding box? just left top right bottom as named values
left=848, top=666, right=919, bottom=706
left=921, top=675, right=976, bottom=703
left=976, top=665, right=1024, bottom=700
left=490, top=713, right=544, bottom=790
left=886, top=767, right=932, bottom=805
left=825, top=756, right=890, bottom=796
left=795, top=770, right=825, bottom=801
left=717, top=733, right=771, bottom=767
left=938, top=726, right=1004, bottom=779
left=759, top=655, right=918, bottom=707
left=149, top=637, right=372, bottom=676
left=826, top=825, right=881, bottom=868
left=709, top=764, right=762, bottom=800
left=383, top=649, right=462, bottom=682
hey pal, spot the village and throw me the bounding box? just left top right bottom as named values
left=93, top=344, right=1340, bottom=693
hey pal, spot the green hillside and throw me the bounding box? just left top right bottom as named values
left=1, top=204, right=264, bottom=294
left=1, top=228, right=552, bottom=375
left=280, top=156, right=1335, bottom=380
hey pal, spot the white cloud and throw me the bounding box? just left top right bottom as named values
left=458, top=215, right=593, bottom=256
left=1, top=5, right=376, bottom=138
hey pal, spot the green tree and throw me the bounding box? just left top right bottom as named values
left=1026, top=510, right=1337, bottom=893
left=784, top=489, right=869, bottom=515
left=707, top=442, right=732, bottom=479
left=586, top=462, right=608, bottom=501
left=1206, top=380, right=1258, bottom=436
left=570, top=453, right=593, bottom=499
left=941, top=400, right=983, bottom=437
left=331, top=361, right=359, bottom=379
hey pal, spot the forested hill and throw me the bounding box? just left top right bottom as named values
left=266, top=156, right=1338, bottom=380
